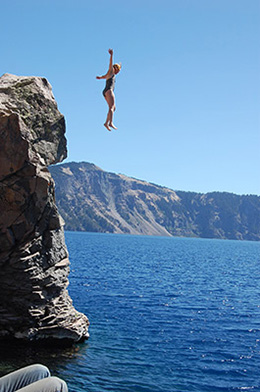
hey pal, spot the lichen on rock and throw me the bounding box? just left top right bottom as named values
left=0, top=73, right=89, bottom=343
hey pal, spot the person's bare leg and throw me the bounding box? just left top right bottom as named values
left=104, top=90, right=117, bottom=130
left=104, top=91, right=113, bottom=131
left=109, top=91, right=117, bottom=129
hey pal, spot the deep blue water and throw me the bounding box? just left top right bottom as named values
left=65, top=232, right=260, bottom=392
left=0, top=232, right=259, bottom=392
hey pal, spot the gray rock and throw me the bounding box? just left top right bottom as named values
left=0, top=74, right=89, bottom=343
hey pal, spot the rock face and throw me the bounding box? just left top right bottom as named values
left=50, top=161, right=260, bottom=241
left=0, top=74, right=89, bottom=343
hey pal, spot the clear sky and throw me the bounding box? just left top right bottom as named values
left=1, top=0, right=259, bottom=195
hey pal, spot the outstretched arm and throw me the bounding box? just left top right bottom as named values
left=96, top=49, right=114, bottom=79
left=107, top=48, right=113, bottom=73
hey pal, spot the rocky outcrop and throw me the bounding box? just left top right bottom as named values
left=50, top=161, right=260, bottom=241
left=0, top=74, right=89, bottom=343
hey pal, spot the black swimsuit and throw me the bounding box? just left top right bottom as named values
left=103, top=74, right=115, bottom=97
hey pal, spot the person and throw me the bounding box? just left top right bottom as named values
left=96, top=48, right=121, bottom=131
left=0, top=364, right=68, bottom=392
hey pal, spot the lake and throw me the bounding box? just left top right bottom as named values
left=0, top=232, right=259, bottom=392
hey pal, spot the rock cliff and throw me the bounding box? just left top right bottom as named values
left=50, top=161, right=260, bottom=241
left=0, top=74, right=89, bottom=343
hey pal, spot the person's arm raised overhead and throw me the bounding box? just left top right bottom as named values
left=96, top=49, right=114, bottom=80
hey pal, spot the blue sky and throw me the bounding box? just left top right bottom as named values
left=1, top=0, right=259, bottom=195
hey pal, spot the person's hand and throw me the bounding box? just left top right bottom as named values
left=108, top=48, right=113, bottom=55
left=96, top=76, right=101, bottom=79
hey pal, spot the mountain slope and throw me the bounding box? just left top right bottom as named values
left=49, top=162, right=260, bottom=241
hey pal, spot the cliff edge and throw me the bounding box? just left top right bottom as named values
left=0, top=74, right=89, bottom=343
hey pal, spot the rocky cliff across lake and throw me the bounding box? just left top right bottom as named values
left=0, top=74, right=89, bottom=343
left=50, top=162, right=260, bottom=241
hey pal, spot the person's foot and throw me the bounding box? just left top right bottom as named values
left=104, top=123, right=111, bottom=131
left=109, top=123, right=117, bottom=130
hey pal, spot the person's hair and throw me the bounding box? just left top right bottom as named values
left=113, top=63, right=121, bottom=71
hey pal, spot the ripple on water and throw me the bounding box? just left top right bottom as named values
left=1, top=233, right=259, bottom=392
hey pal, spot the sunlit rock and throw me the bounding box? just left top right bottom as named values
left=0, top=74, right=89, bottom=344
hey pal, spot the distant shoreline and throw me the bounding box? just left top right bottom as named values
left=50, top=162, right=260, bottom=242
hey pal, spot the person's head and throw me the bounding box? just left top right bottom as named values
left=113, top=63, right=121, bottom=74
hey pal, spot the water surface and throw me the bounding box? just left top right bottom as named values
left=1, top=233, right=259, bottom=392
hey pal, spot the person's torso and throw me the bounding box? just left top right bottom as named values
left=105, top=73, right=115, bottom=91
